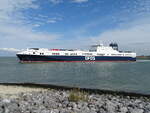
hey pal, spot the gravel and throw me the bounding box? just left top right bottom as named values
left=0, top=86, right=150, bottom=113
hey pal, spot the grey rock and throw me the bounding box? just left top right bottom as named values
left=77, top=102, right=82, bottom=109
left=2, top=99, right=11, bottom=103
left=129, top=108, right=144, bottom=113
left=80, top=107, right=90, bottom=113
left=106, top=101, right=116, bottom=113
left=88, top=103, right=95, bottom=109
left=0, top=89, right=149, bottom=113
left=120, top=107, right=128, bottom=113
left=52, top=109, right=59, bottom=113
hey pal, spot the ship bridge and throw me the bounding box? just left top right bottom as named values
left=89, top=44, right=103, bottom=52
left=89, top=44, right=118, bottom=53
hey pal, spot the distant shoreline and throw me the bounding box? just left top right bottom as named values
left=137, top=56, right=150, bottom=60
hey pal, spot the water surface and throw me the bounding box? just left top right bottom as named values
left=0, top=57, right=150, bottom=94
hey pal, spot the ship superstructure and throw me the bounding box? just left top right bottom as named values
left=16, top=43, right=136, bottom=62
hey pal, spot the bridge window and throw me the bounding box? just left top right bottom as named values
left=70, top=53, right=77, bottom=56
left=65, top=53, right=69, bottom=55
left=52, top=53, right=60, bottom=55
left=97, top=53, right=104, bottom=56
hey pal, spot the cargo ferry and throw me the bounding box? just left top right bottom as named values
left=16, top=43, right=136, bottom=62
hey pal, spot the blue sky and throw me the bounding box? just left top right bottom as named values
left=0, top=0, right=150, bottom=55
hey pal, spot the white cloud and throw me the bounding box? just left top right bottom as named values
left=72, top=0, right=88, bottom=3
left=30, top=15, right=63, bottom=26
left=0, top=24, right=61, bottom=41
left=49, top=0, right=63, bottom=4
left=47, top=18, right=57, bottom=23
left=0, top=0, right=38, bottom=24
left=47, top=20, right=57, bottom=23
left=90, top=24, right=150, bottom=44
left=0, top=0, right=61, bottom=50
left=46, top=17, right=62, bottom=23
left=48, top=0, right=88, bottom=4
left=0, top=48, right=21, bottom=52
left=63, top=16, right=150, bottom=55
left=33, top=24, right=41, bottom=27
left=81, top=21, right=150, bottom=55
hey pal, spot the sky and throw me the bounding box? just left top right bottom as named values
left=0, top=0, right=150, bottom=56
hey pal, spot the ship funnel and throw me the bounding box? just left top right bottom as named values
left=109, top=43, right=118, bottom=50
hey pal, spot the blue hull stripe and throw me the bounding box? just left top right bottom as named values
left=17, top=55, right=136, bottom=62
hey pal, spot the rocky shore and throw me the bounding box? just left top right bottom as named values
left=0, top=85, right=150, bottom=113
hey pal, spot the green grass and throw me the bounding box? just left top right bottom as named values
left=68, top=88, right=88, bottom=102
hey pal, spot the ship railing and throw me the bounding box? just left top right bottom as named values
left=50, top=49, right=77, bottom=51
left=119, top=51, right=132, bottom=53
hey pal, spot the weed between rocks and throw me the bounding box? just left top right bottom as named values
left=68, top=88, right=88, bottom=102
